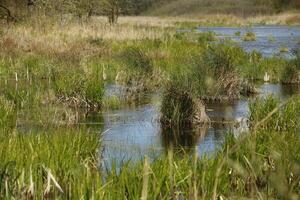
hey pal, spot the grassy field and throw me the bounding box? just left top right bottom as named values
left=1, top=15, right=300, bottom=199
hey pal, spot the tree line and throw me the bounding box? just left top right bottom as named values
left=0, top=0, right=159, bottom=24
left=1, top=0, right=299, bottom=24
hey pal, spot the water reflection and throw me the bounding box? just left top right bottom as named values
left=161, top=126, right=208, bottom=154
left=100, top=83, right=300, bottom=166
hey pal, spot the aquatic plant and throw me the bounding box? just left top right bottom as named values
left=103, top=95, right=122, bottom=110
left=53, top=68, right=104, bottom=108
left=267, top=35, right=276, bottom=43
left=279, top=46, right=289, bottom=53
left=203, top=44, right=246, bottom=75
left=242, top=31, right=256, bottom=41
left=234, top=31, right=241, bottom=36
left=161, top=77, right=210, bottom=127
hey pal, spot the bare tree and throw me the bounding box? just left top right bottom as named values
left=0, top=2, right=17, bottom=22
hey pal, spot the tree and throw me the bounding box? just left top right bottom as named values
left=100, top=0, right=132, bottom=24
left=0, top=0, right=18, bottom=22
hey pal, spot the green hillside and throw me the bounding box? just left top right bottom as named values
left=143, top=0, right=300, bottom=16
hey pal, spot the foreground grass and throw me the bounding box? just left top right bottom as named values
left=0, top=129, right=101, bottom=199
left=1, top=96, right=300, bottom=199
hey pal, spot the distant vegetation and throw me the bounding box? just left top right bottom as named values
left=144, top=0, right=300, bottom=16
left=1, top=0, right=300, bottom=24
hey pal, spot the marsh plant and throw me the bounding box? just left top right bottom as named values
left=242, top=31, right=256, bottom=41
left=161, top=77, right=210, bottom=127
left=119, top=46, right=153, bottom=81
left=197, top=31, right=216, bottom=44
left=0, top=96, right=16, bottom=129
left=281, top=50, right=300, bottom=84
left=53, top=68, right=104, bottom=108
left=0, top=128, right=101, bottom=199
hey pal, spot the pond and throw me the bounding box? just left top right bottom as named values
left=197, top=26, right=300, bottom=57
left=100, top=83, right=300, bottom=167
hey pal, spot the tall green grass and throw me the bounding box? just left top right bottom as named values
left=0, top=128, right=101, bottom=199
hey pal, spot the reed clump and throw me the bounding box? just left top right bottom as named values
left=242, top=31, right=256, bottom=41
left=281, top=50, right=300, bottom=84
left=161, top=77, right=210, bottom=127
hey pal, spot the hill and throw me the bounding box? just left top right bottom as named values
left=143, top=0, right=300, bottom=16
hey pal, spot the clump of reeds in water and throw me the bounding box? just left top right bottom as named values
left=242, top=31, right=256, bottom=41
left=161, top=79, right=210, bottom=128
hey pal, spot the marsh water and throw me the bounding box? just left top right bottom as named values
left=97, top=26, right=300, bottom=166
left=198, top=26, right=300, bottom=57
left=99, top=83, right=300, bottom=167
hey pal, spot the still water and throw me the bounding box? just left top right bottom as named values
left=100, top=83, right=300, bottom=166
left=197, top=26, right=300, bottom=57
left=100, top=25, right=300, bottom=166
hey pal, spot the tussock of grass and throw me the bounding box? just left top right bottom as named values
left=242, top=31, right=256, bottom=41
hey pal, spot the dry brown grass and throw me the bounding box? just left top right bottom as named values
left=1, top=13, right=299, bottom=59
